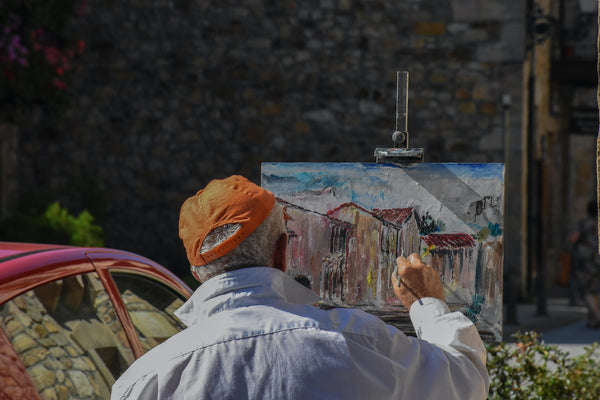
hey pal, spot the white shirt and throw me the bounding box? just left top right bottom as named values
left=112, top=267, right=489, bottom=400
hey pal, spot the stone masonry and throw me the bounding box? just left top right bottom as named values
left=9, top=1, right=525, bottom=276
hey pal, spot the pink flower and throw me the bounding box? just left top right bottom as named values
left=44, top=46, right=61, bottom=65
left=53, top=78, right=67, bottom=90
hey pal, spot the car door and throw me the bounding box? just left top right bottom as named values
left=0, top=248, right=191, bottom=400
left=0, top=270, right=137, bottom=399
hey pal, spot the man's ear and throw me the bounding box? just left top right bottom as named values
left=272, top=233, right=288, bottom=272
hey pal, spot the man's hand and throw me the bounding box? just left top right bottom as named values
left=391, top=253, right=443, bottom=311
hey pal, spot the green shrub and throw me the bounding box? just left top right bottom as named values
left=0, top=202, right=104, bottom=247
left=487, top=331, right=600, bottom=399
left=43, top=202, right=104, bottom=247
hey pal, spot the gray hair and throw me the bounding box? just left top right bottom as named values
left=191, top=203, right=286, bottom=283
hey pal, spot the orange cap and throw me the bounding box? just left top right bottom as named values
left=179, top=175, right=275, bottom=266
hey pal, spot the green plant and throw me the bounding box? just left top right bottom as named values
left=0, top=201, right=104, bottom=247
left=43, top=202, right=104, bottom=247
left=486, top=331, right=600, bottom=399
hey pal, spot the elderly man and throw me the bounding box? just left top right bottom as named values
left=112, top=175, right=489, bottom=399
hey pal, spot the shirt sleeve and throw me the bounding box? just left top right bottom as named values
left=408, top=297, right=490, bottom=399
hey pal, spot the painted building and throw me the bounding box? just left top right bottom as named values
left=318, top=203, right=418, bottom=306
left=279, top=200, right=352, bottom=304
left=422, top=232, right=502, bottom=336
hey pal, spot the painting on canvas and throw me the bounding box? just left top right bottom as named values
left=261, top=162, right=504, bottom=342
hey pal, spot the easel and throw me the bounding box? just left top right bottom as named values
left=374, top=71, right=424, bottom=164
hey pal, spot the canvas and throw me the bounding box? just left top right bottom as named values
left=261, top=162, right=504, bottom=342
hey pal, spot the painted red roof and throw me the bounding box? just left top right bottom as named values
left=326, top=202, right=372, bottom=217
left=372, top=208, right=413, bottom=226
left=422, top=233, right=476, bottom=248
left=327, top=203, right=414, bottom=227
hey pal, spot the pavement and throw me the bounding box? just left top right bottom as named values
left=503, top=289, right=600, bottom=357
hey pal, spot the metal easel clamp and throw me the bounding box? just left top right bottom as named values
left=374, top=70, right=424, bottom=164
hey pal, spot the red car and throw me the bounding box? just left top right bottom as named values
left=0, top=242, right=193, bottom=399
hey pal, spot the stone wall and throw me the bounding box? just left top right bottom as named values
left=0, top=287, right=116, bottom=399
left=12, top=0, right=525, bottom=276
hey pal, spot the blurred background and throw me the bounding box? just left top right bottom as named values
left=0, top=0, right=597, bottom=319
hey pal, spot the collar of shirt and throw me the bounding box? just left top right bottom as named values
left=174, top=266, right=322, bottom=326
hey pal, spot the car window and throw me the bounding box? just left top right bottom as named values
left=0, top=272, right=135, bottom=400
left=110, top=272, right=187, bottom=353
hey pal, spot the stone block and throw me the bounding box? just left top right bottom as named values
left=68, top=370, right=95, bottom=397
left=451, top=0, right=525, bottom=21
left=261, top=103, right=284, bottom=116
left=337, top=0, right=352, bottom=10
left=246, top=125, right=265, bottom=143
left=12, top=333, right=37, bottom=354
left=305, top=109, right=337, bottom=124
left=43, top=357, right=63, bottom=371
left=61, top=357, right=73, bottom=369
left=430, top=73, right=450, bottom=84
left=455, top=88, right=471, bottom=100
left=474, top=21, right=525, bottom=62
left=39, top=387, right=58, bottom=400
left=29, top=364, right=55, bottom=390
left=55, top=385, right=69, bottom=400
left=358, top=100, right=385, bottom=116
left=479, top=129, right=503, bottom=151
left=69, top=319, right=118, bottom=349
left=130, top=310, right=180, bottom=342
left=382, top=37, right=403, bottom=50
left=72, top=357, right=91, bottom=371
left=21, top=347, right=49, bottom=367
left=413, top=22, right=446, bottom=36
left=473, top=83, right=492, bottom=100
left=447, top=138, right=472, bottom=153
left=414, top=98, right=428, bottom=108
left=459, top=102, right=476, bottom=114
left=447, top=22, right=469, bottom=34
left=3, top=319, right=24, bottom=337
left=480, top=101, right=498, bottom=115
left=56, top=370, right=65, bottom=383
left=65, top=345, right=79, bottom=357
left=294, top=121, right=310, bottom=133
left=32, top=323, right=48, bottom=338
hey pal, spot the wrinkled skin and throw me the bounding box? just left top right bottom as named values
left=391, top=253, right=443, bottom=311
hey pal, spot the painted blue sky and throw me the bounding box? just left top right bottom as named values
left=261, top=162, right=504, bottom=234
